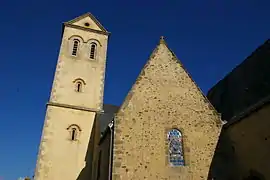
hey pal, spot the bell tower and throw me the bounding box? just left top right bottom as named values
left=34, top=12, right=109, bottom=180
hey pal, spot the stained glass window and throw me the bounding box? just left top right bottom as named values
left=167, top=129, right=184, bottom=166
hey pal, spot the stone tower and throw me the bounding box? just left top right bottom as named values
left=34, top=13, right=109, bottom=180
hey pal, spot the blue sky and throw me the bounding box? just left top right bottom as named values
left=0, top=0, right=270, bottom=179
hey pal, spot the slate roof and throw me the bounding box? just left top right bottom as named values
left=99, top=104, right=119, bottom=134
left=207, top=39, right=270, bottom=121
left=224, top=94, right=270, bottom=127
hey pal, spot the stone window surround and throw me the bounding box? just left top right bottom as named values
left=71, top=39, right=80, bottom=56
left=89, top=42, right=97, bottom=60
left=73, top=78, right=86, bottom=93
left=67, top=124, right=82, bottom=141
left=164, top=126, right=190, bottom=169
left=167, top=128, right=184, bottom=166
left=68, top=35, right=101, bottom=60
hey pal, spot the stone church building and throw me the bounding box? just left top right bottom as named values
left=34, top=12, right=222, bottom=180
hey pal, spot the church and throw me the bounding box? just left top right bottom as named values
left=34, top=12, right=222, bottom=180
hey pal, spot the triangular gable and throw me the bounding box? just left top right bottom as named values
left=112, top=37, right=222, bottom=180
left=65, top=12, right=108, bottom=33
left=119, top=36, right=221, bottom=120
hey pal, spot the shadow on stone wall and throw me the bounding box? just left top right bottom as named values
left=242, top=170, right=265, bottom=180
left=76, top=120, right=97, bottom=180
left=208, top=128, right=241, bottom=180
left=208, top=128, right=268, bottom=180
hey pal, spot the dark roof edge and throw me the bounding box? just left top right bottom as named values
left=224, top=94, right=270, bottom=128
left=99, top=121, right=114, bottom=145
left=103, top=104, right=120, bottom=113
left=207, top=39, right=270, bottom=96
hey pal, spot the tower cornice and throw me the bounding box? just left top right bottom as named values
left=47, top=101, right=104, bottom=113
left=63, top=23, right=111, bottom=36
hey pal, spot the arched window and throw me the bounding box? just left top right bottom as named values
left=76, top=81, right=82, bottom=92
left=67, top=124, right=81, bottom=141
left=89, top=42, right=97, bottom=59
left=72, top=39, right=80, bottom=56
left=167, top=129, right=184, bottom=166
left=71, top=128, right=77, bottom=141
left=73, top=78, right=86, bottom=93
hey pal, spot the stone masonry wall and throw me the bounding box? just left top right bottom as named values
left=112, top=38, right=222, bottom=180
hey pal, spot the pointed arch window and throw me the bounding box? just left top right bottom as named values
left=167, top=129, right=184, bottom=166
left=72, top=39, right=80, bottom=56
left=89, top=42, right=97, bottom=59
